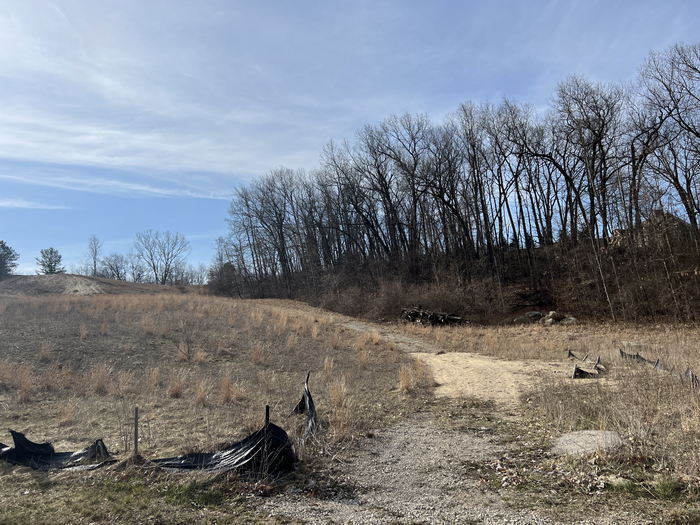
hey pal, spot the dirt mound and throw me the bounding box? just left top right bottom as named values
left=0, top=275, right=188, bottom=296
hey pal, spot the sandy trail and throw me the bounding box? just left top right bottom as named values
left=340, top=319, right=569, bottom=407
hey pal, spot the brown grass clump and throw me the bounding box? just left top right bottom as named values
left=217, top=373, right=244, bottom=405
left=272, top=312, right=289, bottom=335
left=176, top=341, right=193, bottom=362
left=193, top=377, right=211, bottom=407
left=167, top=371, right=186, bottom=398
left=328, top=330, right=343, bottom=351
left=323, top=356, right=335, bottom=376
left=38, top=364, right=70, bottom=392
left=146, top=367, right=162, bottom=393
left=57, top=398, right=78, bottom=427
left=286, top=332, right=299, bottom=350
left=99, top=319, right=109, bottom=335
left=79, top=323, right=89, bottom=341
left=364, top=330, right=382, bottom=346
left=87, top=363, right=112, bottom=395
left=141, top=313, right=156, bottom=335
left=111, top=371, right=134, bottom=397
left=398, top=359, right=433, bottom=396
left=356, top=346, right=370, bottom=369
left=16, top=366, right=34, bottom=402
left=328, top=376, right=353, bottom=440
left=250, top=343, right=266, bottom=365
left=256, top=369, right=278, bottom=394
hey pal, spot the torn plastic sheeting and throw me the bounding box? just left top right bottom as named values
left=1, top=424, right=296, bottom=475
left=0, top=430, right=114, bottom=471
left=292, top=372, right=317, bottom=439
left=151, top=422, right=296, bottom=474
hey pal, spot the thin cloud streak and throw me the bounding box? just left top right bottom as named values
left=0, top=198, right=69, bottom=209
left=0, top=171, right=229, bottom=200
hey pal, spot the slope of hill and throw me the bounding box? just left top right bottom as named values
left=0, top=274, right=192, bottom=296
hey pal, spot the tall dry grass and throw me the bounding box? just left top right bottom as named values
left=328, top=376, right=353, bottom=441
left=398, top=359, right=434, bottom=396
left=0, top=292, right=413, bottom=462
left=87, top=364, right=112, bottom=395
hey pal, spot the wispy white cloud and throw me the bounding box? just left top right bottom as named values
left=0, top=0, right=697, bottom=198
left=0, top=198, right=68, bottom=209
left=0, top=171, right=228, bottom=200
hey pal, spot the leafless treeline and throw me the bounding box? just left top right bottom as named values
left=217, top=43, right=700, bottom=320
left=76, top=231, right=208, bottom=286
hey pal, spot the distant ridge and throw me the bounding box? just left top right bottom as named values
left=0, top=274, right=193, bottom=296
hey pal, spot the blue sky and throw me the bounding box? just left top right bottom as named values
left=1, top=0, right=698, bottom=273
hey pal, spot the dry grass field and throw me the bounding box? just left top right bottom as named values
left=0, top=289, right=421, bottom=524
left=407, top=322, right=700, bottom=491
left=4, top=278, right=700, bottom=523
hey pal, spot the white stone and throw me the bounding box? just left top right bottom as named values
left=552, top=430, right=622, bottom=456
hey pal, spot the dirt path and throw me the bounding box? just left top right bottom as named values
left=340, top=319, right=569, bottom=408
left=256, top=302, right=597, bottom=523
left=264, top=411, right=561, bottom=525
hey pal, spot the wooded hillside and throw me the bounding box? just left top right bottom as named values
left=212, top=43, right=700, bottom=322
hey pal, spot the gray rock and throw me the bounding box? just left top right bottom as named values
left=552, top=430, right=622, bottom=456
left=539, top=311, right=577, bottom=326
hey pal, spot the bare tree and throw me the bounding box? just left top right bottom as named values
left=127, top=252, right=146, bottom=283
left=134, top=230, right=191, bottom=285
left=101, top=253, right=128, bottom=281
left=87, top=235, right=103, bottom=277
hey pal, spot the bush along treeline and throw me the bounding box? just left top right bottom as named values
left=212, top=42, right=700, bottom=322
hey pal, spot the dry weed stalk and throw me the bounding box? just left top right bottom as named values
left=217, top=373, right=244, bottom=404
left=323, top=356, right=335, bottom=375
left=87, top=363, right=112, bottom=395
left=356, top=346, right=370, bottom=369
left=16, top=366, right=34, bottom=402
left=111, top=371, right=134, bottom=397
left=328, top=376, right=353, bottom=440
left=146, top=367, right=162, bottom=392
left=79, top=323, right=89, bottom=341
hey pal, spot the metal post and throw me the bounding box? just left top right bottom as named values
left=263, top=405, right=270, bottom=478
left=133, top=407, right=139, bottom=459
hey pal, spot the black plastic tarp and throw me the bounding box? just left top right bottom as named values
left=0, top=430, right=113, bottom=471
left=151, top=422, right=296, bottom=474
left=1, top=424, right=296, bottom=475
